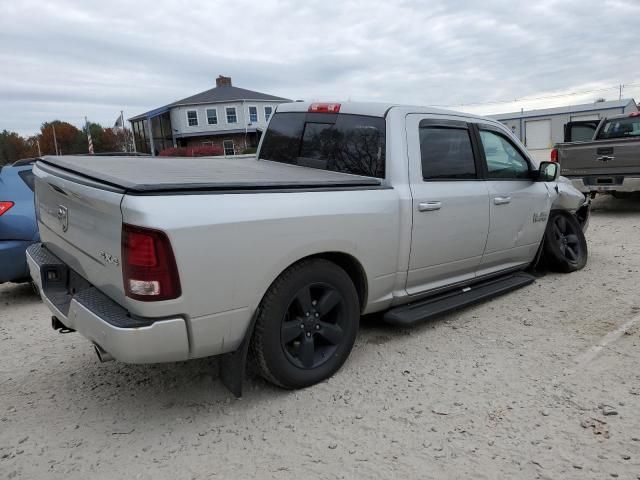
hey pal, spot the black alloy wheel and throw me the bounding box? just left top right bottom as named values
left=280, top=283, right=347, bottom=369
left=251, top=259, right=360, bottom=389
left=551, top=214, right=581, bottom=264
left=543, top=211, right=588, bottom=273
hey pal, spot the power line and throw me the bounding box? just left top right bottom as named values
left=429, top=81, right=640, bottom=108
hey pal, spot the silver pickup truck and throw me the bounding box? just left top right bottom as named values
left=555, top=112, right=640, bottom=197
left=27, top=102, right=590, bottom=395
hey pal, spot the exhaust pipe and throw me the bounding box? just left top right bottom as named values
left=93, top=344, right=114, bottom=363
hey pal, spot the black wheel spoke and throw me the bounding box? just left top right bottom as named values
left=565, top=246, right=577, bottom=261
left=556, top=216, right=567, bottom=233
left=316, top=290, right=341, bottom=316
left=566, top=234, right=579, bottom=246
left=318, top=321, right=344, bottom=345
left=553, top=224, right=563, bottom=239
left=294, top=286, right=313, bottom=314
left=281, top=322, right=303, bottom=343
left=298, top=335, right=315, bottom=368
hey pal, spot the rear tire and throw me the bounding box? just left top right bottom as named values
left=250, top=259, right=360, bottom=389
left=543, top=211, right=588, bottom=273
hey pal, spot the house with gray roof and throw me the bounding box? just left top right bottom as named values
left=129, top=75, right=291, bottom=155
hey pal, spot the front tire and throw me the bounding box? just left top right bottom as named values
left=250, top=259, right=360, bottom=389
left=543, top=211, right=588, bottom=273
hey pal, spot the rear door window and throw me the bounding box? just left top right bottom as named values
left=259, top=112, right=386, bottom=178
left=419, top=127, right=476, bottom=180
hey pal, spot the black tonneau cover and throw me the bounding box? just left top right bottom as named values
left=38, top=155, right=381, bottom=193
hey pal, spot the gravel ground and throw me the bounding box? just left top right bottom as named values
left=1, top=195, right=640, bottom=480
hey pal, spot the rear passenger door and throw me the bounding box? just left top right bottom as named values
left=405, top=115, right=490, bottom=295
left=474, top=124, right=551, bottom=275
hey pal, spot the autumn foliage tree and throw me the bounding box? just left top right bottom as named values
left=0, top=120, right=133, bottom=165
left=39, top=121, right=84, bottom=156
left=0, top=130, right=37, bottom=166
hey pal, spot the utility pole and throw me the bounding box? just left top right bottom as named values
left=52, top=125, right=59, bottom=156
left=619, top=84, right=623, bottom=100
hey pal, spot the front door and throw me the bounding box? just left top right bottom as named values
left=475, top=125, right=551, bottom=275
left=406, top=115, right=490, bottom=295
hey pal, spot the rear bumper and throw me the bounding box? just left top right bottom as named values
left=568, top=176, right=640, bottom=193
left=26, top=243, right=190, bottom=363
left=0, top=240, right=35, bottom=283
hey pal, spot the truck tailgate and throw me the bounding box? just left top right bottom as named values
left=34, top=162, right=126, bottom=305
left=560, top=138, right=640, bottom=176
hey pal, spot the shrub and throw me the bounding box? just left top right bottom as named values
left=159, top=145, right=224, bottom=157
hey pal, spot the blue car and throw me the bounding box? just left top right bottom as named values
left=0, top=158, right=39, bottom=283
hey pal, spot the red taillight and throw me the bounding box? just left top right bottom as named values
left=122, top=224, right=181, bottom=301
left=308, top=103, right=341, bottom=113
left=550, top=148, right=558, bottom=162
left=127, top=231, right=157, bottom=267
left=0, top=201, right=14, bottom=216
left=629, top=112, right=640, bottom=117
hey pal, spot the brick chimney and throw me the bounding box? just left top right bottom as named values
left=216, top=75, right=232, bottom=88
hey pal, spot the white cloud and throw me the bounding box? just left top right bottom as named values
left=1, top=0, right=638, bottom=135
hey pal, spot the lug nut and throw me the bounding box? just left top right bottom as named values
left=315, top=324, right=320, bottom=330
left=300, top=324, right=305, bottom=329
left=306, top=332, right=311, bottom=337
left=314, top=313, right=319, bottom=318
left=305, top=312, right=310, bottom=316
left=312, top=300, right=317, bottom=306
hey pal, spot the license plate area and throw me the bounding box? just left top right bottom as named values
left=595, top=177, right=614, bottom=185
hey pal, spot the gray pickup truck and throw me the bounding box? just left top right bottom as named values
left=555, top=112, right=640, bottom=197
left=27, top=101, right=590, bottom=395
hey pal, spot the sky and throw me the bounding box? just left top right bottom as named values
left=1, top=0, right=639, bottom=136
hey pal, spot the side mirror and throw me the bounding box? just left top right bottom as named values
left=537, top=161, right=558, bottom=182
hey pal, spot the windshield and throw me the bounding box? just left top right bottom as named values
left=259, top=112, right=386, bottom=178
left=596, top=116, right=640, bottom=140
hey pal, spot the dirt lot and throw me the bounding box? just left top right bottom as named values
left=1, top=196, right=639, bottom=480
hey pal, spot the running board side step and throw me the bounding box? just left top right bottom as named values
left=383, top=272, right=535, bottom=326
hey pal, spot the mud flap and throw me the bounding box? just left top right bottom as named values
left=218, top=312, right=258, bottom=398
left=527, top=236, right=546, bottom=276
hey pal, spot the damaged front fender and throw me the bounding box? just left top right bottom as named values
left=550, top=176, right=591, bottom=231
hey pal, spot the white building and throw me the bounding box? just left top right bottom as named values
left=490, top=98, right=638, bottom=161
left=129, top=75, right=291, bottom=155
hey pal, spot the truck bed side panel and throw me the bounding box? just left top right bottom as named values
left=121, top=188, right=402, bottom=350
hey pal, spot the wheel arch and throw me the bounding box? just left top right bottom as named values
left=257, top=251, right=369, bottom=314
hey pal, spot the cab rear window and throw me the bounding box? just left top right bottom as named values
left=259, top=112, right=386, bottom=178
left=596, top=117, right=640, bottom=139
